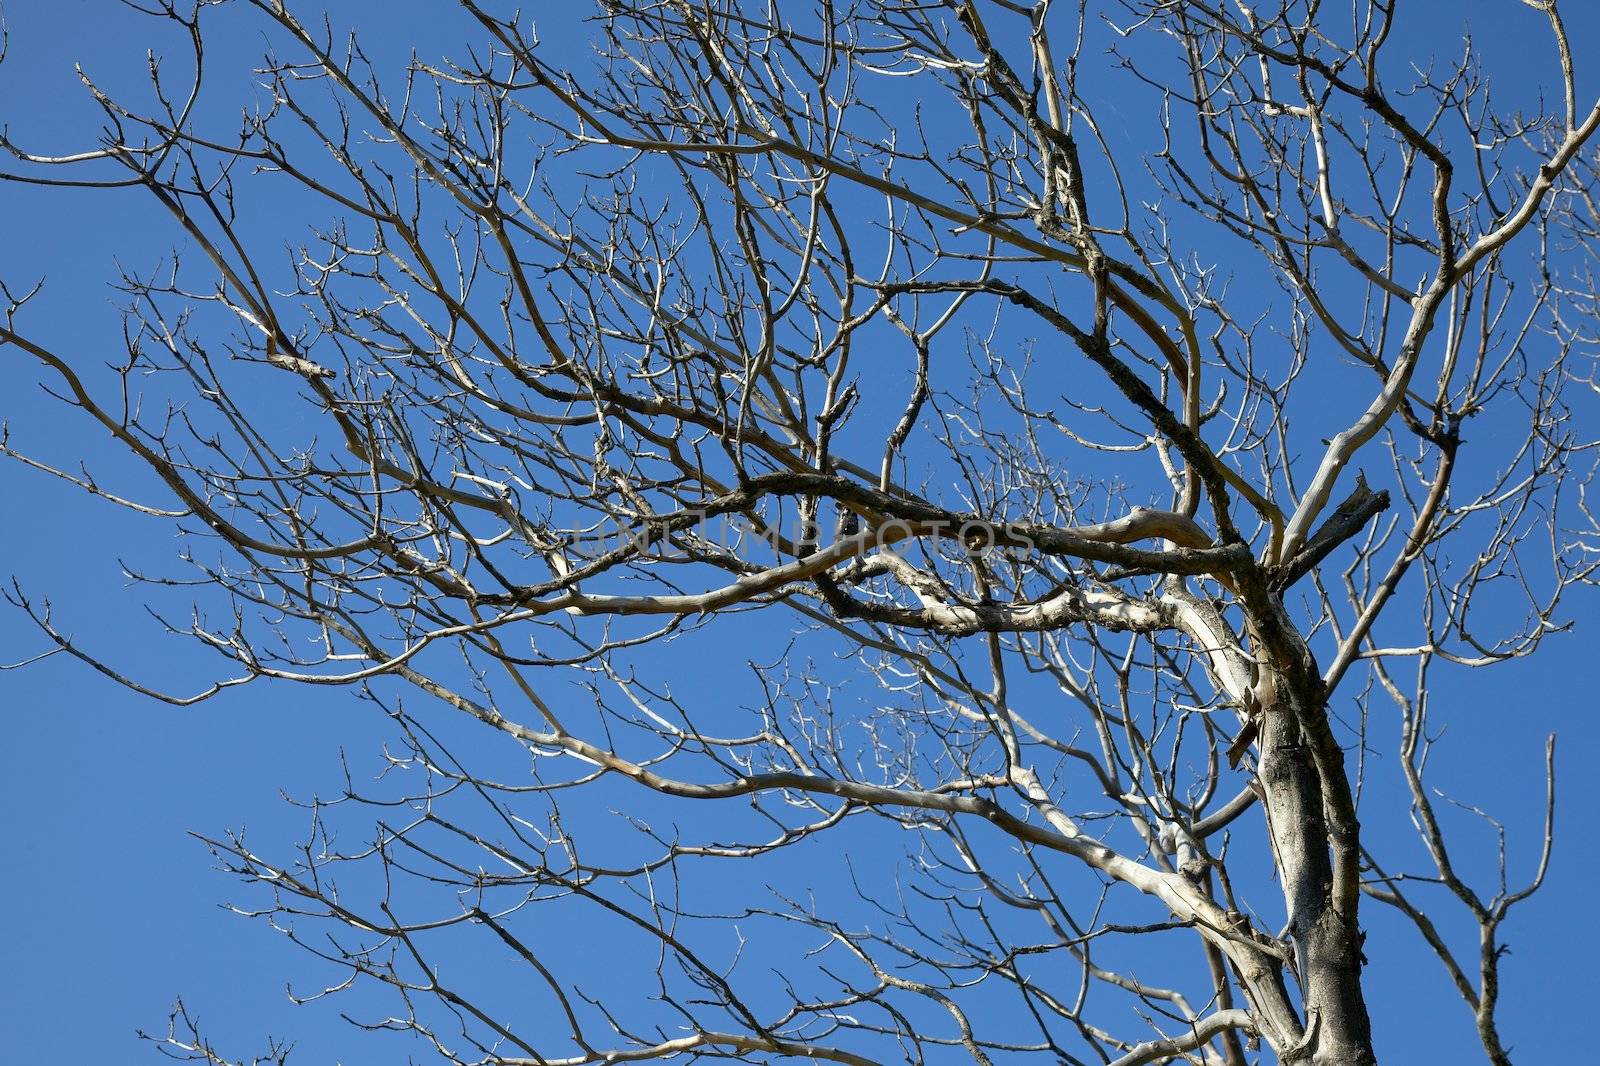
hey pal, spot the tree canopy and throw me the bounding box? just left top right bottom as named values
left=3, top=2, right=1599, bottom=1064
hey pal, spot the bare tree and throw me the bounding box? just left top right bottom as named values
left=3, top=1, right=1598, bottom=1063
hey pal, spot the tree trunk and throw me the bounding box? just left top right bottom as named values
left=1257, top=675, right=1377, bottom=1065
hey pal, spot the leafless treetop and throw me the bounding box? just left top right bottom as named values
left=3, top=2, right=1599, bottom=1064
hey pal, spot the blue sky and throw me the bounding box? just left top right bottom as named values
left=1, top=2, right=1597, bottom=1062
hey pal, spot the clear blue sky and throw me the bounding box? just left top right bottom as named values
left=1, top=2, right=1596, bottom=1062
